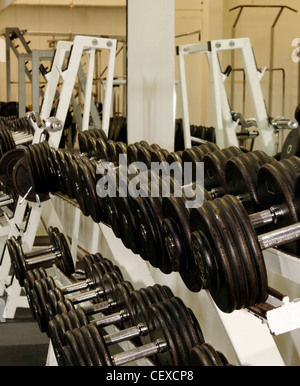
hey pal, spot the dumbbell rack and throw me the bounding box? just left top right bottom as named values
left=0, top=35, right=299, bottom=366
left=0, top=35, right=117, bottom=316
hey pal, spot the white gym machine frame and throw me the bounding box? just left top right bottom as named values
left=178, top=37, right=286, bottom=155
left=0, top=35, right=117, bottom=317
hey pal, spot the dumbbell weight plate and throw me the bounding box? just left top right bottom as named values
left=117, top=193, right=142, bottom=255
left=31, top=279, right=53, bottom=333
left=187, top=307, right=205, bottom=345
left=87, top=323, right=113, bottom=366
left=64, top=328, right=87, bottom=366
left=144, top=176, right=173, bottom=274
left=154, top=301, right=189, bottom=366
left=225, top=151, right=273, bottom=214
left=217, top=198, right=256, bottom=310
left=50, top=230, right=75, bottom=277
left=190, top=343, right=226, bottom=366
left=23, top=268, right=48, bottom=320
left=131, top=195, right=164, bottom=266
left=161, top=299, right=195, bottom=365
left=257, top=161, right=300, bottom=254
left=67, top=157, right=90, bottom=216
left=162, top=195, right=190, bottom=272
left=12, top=156, right=49, bottom=202
left=55, top=151, right=75, bottom=198
left=33, top=144, right=49, bottom=192
left=80, top=325, right=105, bottom=366
left=13, top=237, right=52, bottom=287
left=147, top=303, right=181, bottom=366
left=112, top=282, right=137, bottom=329
left=72, top=326, right=95, bottom=366
left=26, top=145, right=44, bottom=194
left=40, top=141, right=60, bottom=193
left=281, top=129, right=300, bottom=159
left=203, top=146, right=242, bottom=191
left=169, top=297, right=204, bottom=349
left=77, top=159, right=104, bottom=223
left=78, top=131, right=90, bottom=154
left=25, top=267, right=48, bottom=289
left=48, top=316, right=68, bottom=366
left=223, top=195, right=268, bottom=306
left=96, top=138, right=109, bottom=161
left=0, top=148, right=25, bottom=190
left=190, top=202, right=239, bottom=313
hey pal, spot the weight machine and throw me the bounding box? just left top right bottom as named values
left=178, top=37, right=298, bottom=155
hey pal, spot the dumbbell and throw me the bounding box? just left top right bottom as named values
left=161, top=155, right=300, bottom=291
left=48, top=282, right=175, bottom=366
left=0, top=148, right=26, bottom=191
left=189, top=193, right=300, bottom=313
left=0, top=127, right=16, bottom=157
left=77, top=128, right=108, bottom=156
left=23, top=254, right=117, bottom=320
left=133, top=149, right=271, bottom=281
left=190, top=343, right=232, bottom=366
left=129, top=145, right=226, bottom=273
left=28, top=260, right=124, bottom=333
left=58, top=296, right=204, bottom=366
left=54, top=282, right=174, bottom=329
left=6, top=226, right=75, bottom=287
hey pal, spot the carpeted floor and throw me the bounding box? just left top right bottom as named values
left=0, top=298, right=49, bottom=366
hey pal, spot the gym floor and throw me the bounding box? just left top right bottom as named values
left=0, top=233, right=50, bottom=367
left=0, top=293, right=50, bottom=366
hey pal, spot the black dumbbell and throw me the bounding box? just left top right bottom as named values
left=58, top=296, right=204, bottom=366
left=23, top=253, right=115, bottom=317
left=48, top=282, right=174, bottom=366
left=162, top=155, right=300, bottom=292
left=28, top=260, right=124, bottom=333
left=189, top=193, right=300, bottom=313
left=190, top=343, right=233, bottom=366
left=7, top=226, right=75, bottom=287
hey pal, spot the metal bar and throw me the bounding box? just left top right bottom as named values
left=268, top=7, right=284, bottom=117
left=112, top=340, right=167, bottom=366
left=82, top=48, right=95, bottom=131
left=258, top=222, right=300, bottom=250
left=104, top=323, right=148, bottom=346
left=27, top=251, right=60, bottom=266
left=249, top=207, right=282, bottom=229
left=229, top=5, right=297, bottom=13
left=67, top=288, right=103, bottom=304
left=94, top=309, right=129, bottom=328
left=59, top=279, right=91, bottom=294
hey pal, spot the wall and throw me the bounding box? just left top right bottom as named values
left=0, top=3, right=126, bottom=105
left=175, top=0, right=225, bottom=127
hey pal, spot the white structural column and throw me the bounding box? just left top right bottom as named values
left=127, top=0, right=175, bottom=152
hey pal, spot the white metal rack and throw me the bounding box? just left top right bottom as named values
left=0, top=35, right=117, bottom=318
left=178, top=37, right=280, bottom=155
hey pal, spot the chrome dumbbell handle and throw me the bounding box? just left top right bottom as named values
left=112, top=339, right=167, bottom=366
left=258, top=222, right=300, bottom=250
left=249, top=206, right=283, bottom=228
left=26, top=250, right=62, bottom=267
left=59, top=279, right=94, bottom=295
